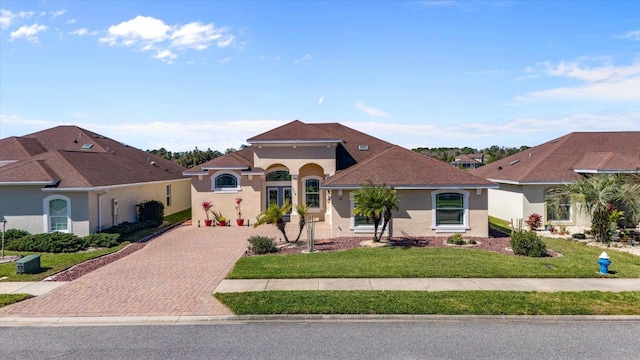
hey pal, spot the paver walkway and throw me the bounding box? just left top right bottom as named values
left=0, top=224, right=257, bottom=317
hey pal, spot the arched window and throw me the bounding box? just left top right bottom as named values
left=431, top=190, right=469, bottom=232
left=43, top=195, right=71, bottom=233
left=266, top=170, right=291, bottom=182
left=211, top=171, right=241, bottom=192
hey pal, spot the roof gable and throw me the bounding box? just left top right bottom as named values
left=247, top=120, right=341, bottom=143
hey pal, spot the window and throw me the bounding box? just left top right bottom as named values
left=304, top=178, right=321, bottom=208
left=211, top=171, right=240, bottom=192
left=349, top=194, right=379, bottom=233
left=43, top=195, right=71, bottom=233
left=266, top=170, right=291, bottom=181
left=166, top=184, right=171, bottom=206
left=431, top=190, right=469, bottom=232
left=546, top=190, right=571, bottom=221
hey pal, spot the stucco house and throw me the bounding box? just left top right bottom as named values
left=183, top=120, right=496, bottom=237
left=0, top=126, right=191, bottom=236
left=471, top=131, right=640, bottom=228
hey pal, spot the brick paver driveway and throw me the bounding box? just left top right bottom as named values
left=0, top=224, right=262, bottom=317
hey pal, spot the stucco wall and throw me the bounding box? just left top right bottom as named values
left=328, top=188, right=490, bottom=238
left=253, top=145, right=337, bottom=175
left=487, top=185, right=525, bottom=222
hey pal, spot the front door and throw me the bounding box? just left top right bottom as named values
left=267, top=186, right=292, bottom=221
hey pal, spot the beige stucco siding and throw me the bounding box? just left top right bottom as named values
left=487, top=185, right=525, bottom=222
left=328, top=188, right=490, bottom=238
left=253, top=146, right=336, bottom=176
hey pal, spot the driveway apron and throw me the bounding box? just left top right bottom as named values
left=0, top=224, right=251, bottom=317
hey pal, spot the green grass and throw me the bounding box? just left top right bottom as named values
left=229, top=238, right=640, bottom=279
left=0, top=294, right=33, bottom=307
left=489, top=216, right=512, bottom=235
left=215, top=290, right=640, bottom=315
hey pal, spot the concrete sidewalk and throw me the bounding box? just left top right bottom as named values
left=0, top=282, right=69, bottom=296
left=214, top=278, right=640, bottom=293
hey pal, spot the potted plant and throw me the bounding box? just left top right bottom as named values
left=235, top=197, right=244, bottom=226
left=212, top=210, right=227, bottom=227
left=202, top=201, right=214, bottom=226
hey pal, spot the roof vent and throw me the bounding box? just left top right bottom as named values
left=81, top=144, right=93, bottom=149
left=509, top=160, right=519, bottom=165
left=358, top=145, right=369, bottom=151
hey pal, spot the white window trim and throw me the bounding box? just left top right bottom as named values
left=211, top=170, right=241, bottom=193
left=302, top=175, right=323, bottom=211
left=544, top=188, right=573, bottom=224
left=43, top=194, right=72, bottom=233
left=431, top=189, right=470, bottom=233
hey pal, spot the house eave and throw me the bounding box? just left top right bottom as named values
left=488, top=178, right=570, bottom=186
left=0, top=181, right=58, bottom=186
left=39, top=178, right=190, bottom=192
left=322, top=184, right=499, bottom=190
left=573, top=169, right=640, bottom=174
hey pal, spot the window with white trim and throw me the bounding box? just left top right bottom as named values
left=211, top=171, right=241, bottom=192
left=43, top=195, right=71, bottom=233
left=303, top=176, right=321, bottom=208
left=431, top=190, right=469, bottom=232
left=166, top=184, right=172, bottom=206
left=349, top=194, right=378, bottom=233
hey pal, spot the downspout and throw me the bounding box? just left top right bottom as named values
left=97, top=190, right=108, bottom=232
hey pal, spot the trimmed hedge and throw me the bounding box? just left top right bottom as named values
left=3, top=229, right=30, bottom=242
left=85, top=233, right=121, bottom=248
left=137, top=200, right=164, bottom=227
left=248, top=236, right=277, bottom=255
left=103, top=220, right=158, bottom=235
left=7, top=232, right=89, bottom=253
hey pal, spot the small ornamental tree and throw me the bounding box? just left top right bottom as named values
left=254, top=200, right=292, bottom=243
left=352, top=181, right=399, bottom=242
left=525, top=213, right=542, bottom=231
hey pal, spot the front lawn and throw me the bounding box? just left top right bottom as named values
left=215, top=290, right=640, bottom=315
left=0, top=294, right=33, bottom=307
left=229, top=238, right=640, bottom=279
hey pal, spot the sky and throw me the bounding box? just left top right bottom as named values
left=1, top=0, right=639, bottom=152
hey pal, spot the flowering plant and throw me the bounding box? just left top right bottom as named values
left=235, top=197, right=243, bottom=220
left=201, top=201, right=214, bottom=220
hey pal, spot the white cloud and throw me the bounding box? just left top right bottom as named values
left=67, top=18, right=77, bottom=24
left=0, top=9, right=35, bottom=29
left=10, top=23, right=48, bottom=43
left=419, top=0, right=460, bottom=7
left=516, top=60, right=640, bottom=102
left=69, top=28, right=98, bottom=36
left=294, top=53, right=312, bottom=64
left=99, top=15, right=235, bottom=63
left=219, top=57, right=232, bottom=64
left=153, top=49, right=177, bottom=64
left=318, top=96, right=324, bottom=105
left=355, top=101, right=388, bottom=117
left=619, top=30, right=640, bottom=41
left=51, top=10, right=67, bottom=17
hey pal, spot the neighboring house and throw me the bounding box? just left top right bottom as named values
left=0, top=126, right=191, bottom=236
left=471, top=131, right=640, bottom=228
left=183, top=120, right=497, bottom=237
left=450, top=153, right=485, bottom=170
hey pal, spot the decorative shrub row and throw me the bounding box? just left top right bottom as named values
left=247, top=236, right=277, bottom=255
left=3, top=229, right=30, bottom=242
left=510, top=230, right=547, bottom=257
left=102, top=220, right=158, bottom=235
left=6, top=232, right=121, bottom=253
left=446, top=233, right=465, bottom=245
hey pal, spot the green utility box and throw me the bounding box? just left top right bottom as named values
left=15, top=254, right=41, bottom=274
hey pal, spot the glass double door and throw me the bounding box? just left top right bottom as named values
left=267, top=186, right=292, bottom=221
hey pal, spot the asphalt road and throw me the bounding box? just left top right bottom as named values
left=1, top=320, right=639, bottom=359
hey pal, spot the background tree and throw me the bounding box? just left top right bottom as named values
left=254, top=200, right=292, bottom=243
left=548, top=174, right=640, bottom=243
left=352, top=181, right=399, bottom=242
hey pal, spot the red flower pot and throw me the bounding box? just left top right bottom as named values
left=204, top=219, right=213, bottom=227
left=218, top=221, right=227, bottom=227
left=236, top=219, right=245, bottom=226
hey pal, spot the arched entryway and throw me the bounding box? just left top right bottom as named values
left=265, top=166, right=292, bottom=221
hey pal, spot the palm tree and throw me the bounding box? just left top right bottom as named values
left=548, top=174, right=640, bottom=243
left=293, top=203, right=309, bottom=243
left=352, top=181, right=399, bottom=242
left=254, top=200, right=292, bottom=243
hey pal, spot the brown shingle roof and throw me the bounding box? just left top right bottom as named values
left=323, top=146, right=496, bottom=188
left=0, top=126, right=187, bottom=188
left=247, top=120, right=341, bottom=142
left=472, top=132, right=640, bottom=183
left=184, top=147, right=255, bottom=173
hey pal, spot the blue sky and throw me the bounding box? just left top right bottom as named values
left=1, top=1, right=639, bottom=152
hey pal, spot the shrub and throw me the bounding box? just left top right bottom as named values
left=103, top=220, right=157, bottom=235
left=525, top=213, right=542, bottom=231
left=510, top=230, right=547, bottom=257
left=137, top=200, right=165, bottom=226
left=571, top=233, right=586, bottom=240
left=467, top=238, right=477, bottom=245
left=84, top=233, right=121, bottom=248
left=247, top=236, right=277, bottom=255
left=7, top=232, right=88, bottom=253
left=446, top=233, right=465, bottom=245
left=3, top=229, right=30, bottom=242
